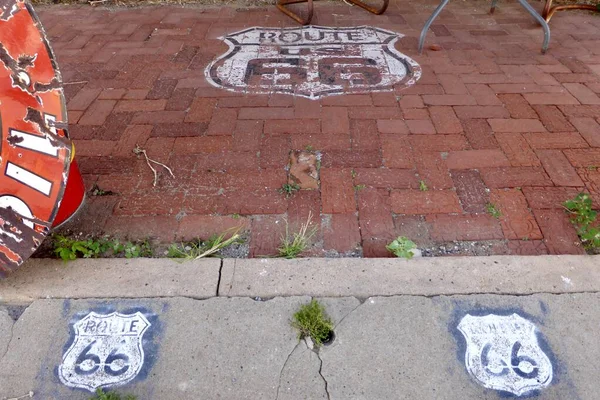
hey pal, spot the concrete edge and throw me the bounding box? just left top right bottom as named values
left=0, top=255, right=598, bottom=303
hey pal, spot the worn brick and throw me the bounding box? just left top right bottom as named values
left=321, top=150, right=381, bottom=168
left=523, top=186, right=584, bottom=209
left=381, top=135, right=413, bottom=169
left=78, top=100, right=116, bottom=125
left=462, top=119, right=498, bottom=149
left=105, top=216, right=178, bottom=241
left=357, top=188, right=394, bottom=239
left=166, top=88, right=196, bottom=111
left=238, top=107, right=295, bottom=120
left=490, top=189, right=542, bottom=240
left=427, top=214, right=503, bottom=241
left=173, top=136, right=233, bottom=154
left=322, top=95, right=372, bottom=106
left=422, top=94, right=477, bottom=106
left=321, top=168, right=356, bottom=214
left=495, top=133, right=540, bottom=167
left=448, top=150, right=510, bottom=170
left=218, top=96, right=269, bottom=108
left=465, top=84, right=502, bottom=106
left=437, top=74, right=468, bottom=94
left=322, top=107, right=349, bottom=134
left=480, top=167, right=552, bottom=188
left=570, top=118, right=600, bottom=147
left=377, top=119, right=409, bottom=134
left=287, top=190, right=321, bottom=226
left=399, top=95, right=424, bottom=109
left=265, top=119, right=320, bottom=135
left=523, top=92, right=579, bottom=105
left=348, top=106, right=401, bottom=119
left=560, top=105, right=600, bottom=119
left=536, top=150, right=585, bottom=187
left=497, top=94, right=537, bottom=119
left=291, top=134, right=350, bottom=151
left=532, top=105, right=575, bottom=132
left=323, top=213, right=361, bottom=253
left=415, top=152, right=453, bottom=189
left=533, top=209, right=586, bottom=254
left=564, top=149, right=600, bottom=167
left=406, top=119, right=436, bottom=134
left=147, top=78, right=177, bottom=100
left=371, top=92, right=398, bottom=107
left=354, top=168, right=418, bottom=189
left=132, top=110, right=185, bottom=124
left=563, top=83, right=600, bottom=105
left=507, top=240, right=549, bottom=255
left=453, top=106, right=510, bottom=120
left=207, top=108, right=237, bottom=136
left=409, top=135, right=469, bottom=152
left=452, top=169, right=489, bottom=214
left=429, top=106, right=462, bottom=134
left=114, top=125, right=153, bottom=157
left=389, top=190, right=461, bottom=214
left=249, top=215, right=286, bottom=257
left=185, top=98, right=217, bottom=122
left=488, top=119, right=546, bottom=133
left=523, top=132, right=589, bottom=149
left=114, top=99, right=167, bottom=113
left=67, top=88, right=102, bottom=111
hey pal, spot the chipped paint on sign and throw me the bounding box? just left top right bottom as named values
left=58, top=311, right=151, bottom=392
left=0, top=0, right=71, bottom=274
left=206, top=26, right=421, bottom=99
left=458, top=313, right=553, bottom=396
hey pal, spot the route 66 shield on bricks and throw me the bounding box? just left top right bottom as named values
left=206, top=25, right=421, bottom=99
left=458, top=313, right=553, bottom=396
left=58, top=311, right=151, bottom=392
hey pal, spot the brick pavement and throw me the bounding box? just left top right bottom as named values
left=38, top=1, right=600, bottom=257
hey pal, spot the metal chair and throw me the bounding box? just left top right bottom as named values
left=277, top=0, right=390, bottom=25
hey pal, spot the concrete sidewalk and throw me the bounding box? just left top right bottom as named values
left=0, top=256, right=599, bottom=399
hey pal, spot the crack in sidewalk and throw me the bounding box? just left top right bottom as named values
left=275, top=340, right=303, bottom=400
left=316, top=351, right=331, bottom=400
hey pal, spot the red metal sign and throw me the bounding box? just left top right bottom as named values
left=0, top=0, right=71, bottom=274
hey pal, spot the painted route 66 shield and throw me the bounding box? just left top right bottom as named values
left=58, top=312, right=150, bottom=392
left=206, top=26, right=421, bottom=99
left=458, top=313, right=553, bottom=396
left=0, top=0, right=72, bottom=274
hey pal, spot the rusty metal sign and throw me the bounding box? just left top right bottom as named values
left=0, top=0, right=71, bottom=274
left=206, top=26, right=421, bottom=99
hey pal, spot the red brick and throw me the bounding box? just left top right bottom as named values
left=409, top=135, right=469, bottom=152
left=571, top=118, right=600, bottom=147
left=401, top=84, right=444, bottom=95
left=422, top=94, right=477, bottom=106
left=166, top=88, right=196, bottom=111
left=350, top=121, right=380, bottom=151
left=465, top=84, right=502, bottom=106
left=68, top=110, right=83, bottom=124
left=362, top=238, right=394, bottom=258
left=523, top=187, right=584, bottom=209
left=78, top=100, right=116, bottom=125
left=453, top=106, right=510, bottom=120
left=114, top=193, right=184, bottom=217
left=446, top=150, right=510, bottom=169
left=462, top=119, right=498, bottom=149
left=377, top=119, right=409, bottom=134
left=489, top=83, right=543, bottom=93
left=497, top=94, right=537, bottom=119
left=488, top=119, right=546, bottom=133
left=532, top=209, right=586, bottom=254
left=427, top=214, right=503, bottom=241
left=114, top=99, right=166, bottom=112
left=392, top=215, right=432, bottom=246
left=406, top=119, right=436, bottom=134
left=104, top=216, right=178, bottom=241
left=537, top=150, right=585, bottom=187
left=357, top=188, right=394, bottom=238
left=429, top=106, right=462, bottom=134
left=490, top=189, right=542, bottom=240
left=415, top=152, right=453, bottom=189
left=564, top=149, right=600, bottom=167
left=249, top=215, right=286, bottom=257
left=577, top=167, right=600, bottom=198
left=559, top=105, right=600, bottom=119
left=523, top=132, right=589, bottom=149
left=354, top=168, right=418, bottom=189
left=348, top=106, right=400, bottom=119
left=207, top=108, right=237, bottom=136
left=238, top=107, right=295, bottom=120
left=177, top=215, right=250, bottom=241
left=480, top=167, right=553, bottom=188
left=218, top=190, right=287, bottom=215
left=437, top=74, right=468, bottom=95
left=389, top=190, right=461, bottom=214
left=399, top=95, right=424, bottom=109
left=381, top=135, right=413, bottom=169
left=98, top=88, right=127, bottom=100
left=507, top=240, right=549, bottom=255
left=290, top=134, right=351, bottom=151
left=294, top=97, right=321, bottom=118
left=322, top=107, right=349, bottom=134
left=218, top=96, right=269, bottom=108
left=151, top=122, right=208, bottom=137
left=321, top=150, right=381, bottom=168
left=173, top=136, right=233, bottom=154
left=75, top=140, right=116, bottom=157
left=287, top=190, right=321, bottom=226
left=532, top=105, right=575, bottom=132
left=185, top=98, right=217, bottom=122
left=321, top=168, right=356, bottom=214
left=124, top=89, right=149, bottom=100
left=265, top=119, right=320, bottom=135
left=523, top=92, right=579, bottom=105
left=563, top=83, right=600, bottom=105
left=114, top=125, right=153, bottom=157
left=147, top=79, right=177, bottom=100
left=495, top=133, right=540, bottom=167
left=259, top=135, right=290, bottom=169
left=322, top=95, right=372, bottom=106
left=323, top=213, right=361, bottom=253
left=371, top=92, right=398, bottom=107
left=403, top=108, right=429, bottom=120
left=268, top=94, right=294, bottom=107
left=132, top=110, right=185, bottom=124
left=451, top=169, right=489, bottom=214
left=68, top=88, right=102, bottom=111
left=552, top=73, right=598, bottom=83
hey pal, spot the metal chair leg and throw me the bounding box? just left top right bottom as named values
left=516, top=0, right=551, bottom=53
left=346, top=0, right=390, bottom=15
left=418, top=0, right=451, bottom=54
left=490, top=0, right=500, bottom=14
left=276, top=0, right=314, bottom=25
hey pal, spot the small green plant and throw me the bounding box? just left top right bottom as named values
left=279, top=183, right=300, bottom=197
left=89, top=388, right=137, bottom=400
left=354, top=184, right=366, bottom=191
left=90, top=184, right=113, bottom=196
left=123, top=240, right=153, bottom=258
left=168, top=228, right=242, bottom=261
left=351, top=169, right=357, bottom=179
left=486, top=203, right=502, bottom=219
left=305, top=145, right=314, bottom=152
left=292, top=299, right=334, bottom=347
left=419, top=180, right=428, bottom=191
left=53, top=235, right=111, bottom=261
left=278, top=212, right=317, bottom=259
left=386, top=236, right=418, bottom=259
left=564, top=193, right=600, bottom=250
left=231, top=213, right=241, bottom=219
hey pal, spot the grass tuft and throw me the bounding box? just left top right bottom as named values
left=278, top=212, right=317, bottom=259
left=292, top=299, right=334, bottom=347
left=167, top=228, right=242, bottom=260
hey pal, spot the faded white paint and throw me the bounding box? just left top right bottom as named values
left=58, top=312, right=150, bottom=392
left=458, top=313, right=553, bottom=396
left=206, top=26, right=421, bottom=99
left=5, top=162, right=52, bottom=196
left=0, top=195, right=34, bottom=229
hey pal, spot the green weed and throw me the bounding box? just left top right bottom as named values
left=279, top=183, right=300, bottom=197
left=386, top=236, right=418, bottom=259
left=278, top=213, right=317, bottom=259
left=486, top=203, right=502, bottom=219
left=419, top=180, right=428, bottom=192
left=167, top=229, right=242, bottom=260
left=292, top=299, right=334, bottom=347
left=564, top=193, right=600, bottom=250
left=354, top=184, right=366, bottom=191
left=89, top=388, right=137, bottom=400
left=52, top=236, right=152, bottom=262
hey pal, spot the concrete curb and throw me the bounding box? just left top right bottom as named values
left=0, top=255, right=598, bottom=303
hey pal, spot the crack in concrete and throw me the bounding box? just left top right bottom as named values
left=0, top=320, right=15, bottom=364
left=316, top=351, right=331, bottom=400
left=275, top=340, right=303, bottom=400
left=226, top=259, right=237, bottom=297
left=216, top=259, right=224, bottom=297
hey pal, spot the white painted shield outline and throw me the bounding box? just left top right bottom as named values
left=58, top=311, right=150, bottom=392
left=205, top=25, right=422, bottom=99
left=458, top=313, right=553, bottom=396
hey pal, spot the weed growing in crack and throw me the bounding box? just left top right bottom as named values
left=486, top=202, right=502, bottom=219
left=279, top=183, right=300, bottom=197
left=564, top=193, right=600, bottom=251
left=419, top=180, right=428, bottom=191
left=52, top=236, right=152, bottom=261
left=167, top=228, right=242, bottom=260
left=292, top=299, right=334, bottom=348
left=278, top=212, right=317, bottom=259
left=89, top=388, right=137, bottom=400
left=386, top=236, right=418, bottom=259
left=354, top=184, right=366, bottom=191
